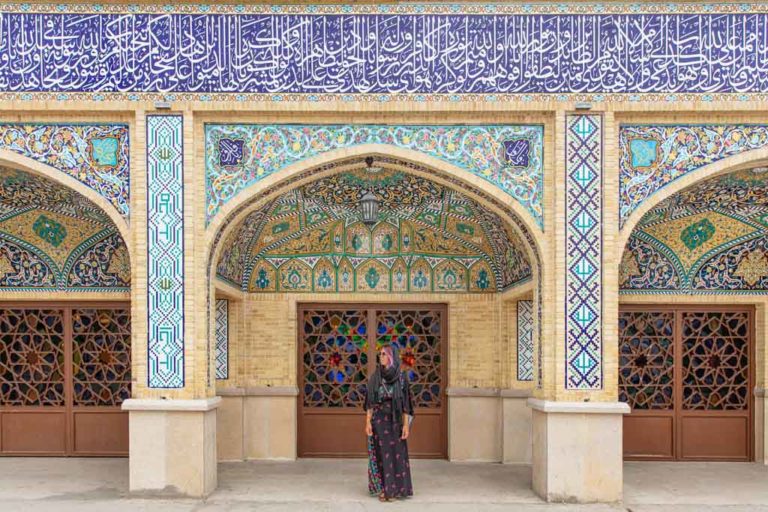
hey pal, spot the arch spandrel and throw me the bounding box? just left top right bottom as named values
left=0, top=124, right=130, bottom=222
left=205, top=125, right=544, bottom=230
left=618, top=125, right=768, bottom=241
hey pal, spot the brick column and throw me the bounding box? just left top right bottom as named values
left=529, top=111, right=628, bottom=503
left=123, top=110, right=219, bottom=497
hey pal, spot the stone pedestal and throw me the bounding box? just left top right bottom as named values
left=502, top=389, right=533, bottom=464
left=216, top=386, right=298, bottom=461
left=447, top=387, right=502, bottom=461
left=122, top=397, right=221, bottom=497
left=528, top=398, right=629, bottom=503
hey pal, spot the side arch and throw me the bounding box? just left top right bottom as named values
left=0, top=149, right=131, bottom=246
left=619, top=146, right=768, bottom=252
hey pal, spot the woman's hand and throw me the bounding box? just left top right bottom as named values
left=365, top=421, right=373, bottom=437
left=400, top=422, right=410, bottom=440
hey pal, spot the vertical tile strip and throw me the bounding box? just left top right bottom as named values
left=565, top=114, right=603, bottom=390
left=146, top=114, right=185, bottom=388
left=215, top=299, right=229, bottom=380
left=517, top=300, right=534, bottom=381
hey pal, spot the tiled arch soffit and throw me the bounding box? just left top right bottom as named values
left=0, top=166, right=131, bottom=292
left=620, top=168, right=768, bottom=294
left=205, top=124, right=545, bottom=231
left=2, top=4, right=768, bottom=104
left=211, top=156, right=541, bottom=293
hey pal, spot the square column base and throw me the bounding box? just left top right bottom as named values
left=528, top=399, right=629, bottom=503
left=122, top=397, right=221, bottom=497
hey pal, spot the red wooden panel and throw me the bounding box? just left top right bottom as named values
left=73, top=411, right=129, bottom=455
left=623, top=414, right=674, bottom=460
left=680, top=415, right=750, bottom=460
left=1, top=411, right=67, bottom=454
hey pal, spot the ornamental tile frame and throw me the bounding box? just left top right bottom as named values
left=205, top=124, right=544, bottom=228
left=619, top=125, right=768, bottom=228
left=0, top=7, right=767, bottom=104
left=517, top=300, right=534, bottom=382
left=146, top=115, right=185, bottom=389
left=215, top=299, right=229, bottom=380
left=565, top=114, right=603, bottom=390
left=0, top=124, right=130, bottom=219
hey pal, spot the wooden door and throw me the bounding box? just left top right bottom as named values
left=298, top=303, right=447, bottom=458
left=620, top=305, right=753, bottom=461
left=0, top=303, right=131, bottom=456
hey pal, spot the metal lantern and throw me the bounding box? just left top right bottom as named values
left=360, top=190, right=379, bottom=226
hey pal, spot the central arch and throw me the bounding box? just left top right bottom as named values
left=206, top=151, right=543, bottom=462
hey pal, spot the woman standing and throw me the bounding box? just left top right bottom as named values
left=364, top=344, right=414, bottom=502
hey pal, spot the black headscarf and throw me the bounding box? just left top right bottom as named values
left=366, top=344, right=406, bottom=428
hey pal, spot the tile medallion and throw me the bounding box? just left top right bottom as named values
left=0, top=166, right=129, bottom=291
left=621, top=169, right=768, bottom=293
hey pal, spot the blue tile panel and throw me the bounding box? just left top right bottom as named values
left=1, top=12, right=767, bottom=95
left=565, top=114, right=603, bottom=390
left=146, top=115, right=185, bottom=389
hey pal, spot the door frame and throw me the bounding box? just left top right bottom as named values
left=296, top=301, right=449, bottom=458
left=0, top=301, right=131, bottom=457
left=619, top=303, right=755, bottom=461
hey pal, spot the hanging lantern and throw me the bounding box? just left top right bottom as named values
left=360, top=190, right=379, bottom=226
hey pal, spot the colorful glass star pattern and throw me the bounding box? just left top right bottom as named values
left=302, top=309, right=368, bottom=408
left=375, top=309, right=442, bottom=408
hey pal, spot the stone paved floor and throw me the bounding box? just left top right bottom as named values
left=0, top=458, right=767, bottom=511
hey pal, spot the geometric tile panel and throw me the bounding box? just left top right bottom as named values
left=0, top=124, right=130, bottom=219
left=2, top=10, right=768, bottom=105
left=565, top=114, right=603, bottom=390
left=216, top=169, right=532, bottom=292
left=205, top=124, right=544, bottom=228
left=215, top=299, right=229, bottom=380
left=621, top=169, right=768, bottom=294
left=619, top=125, right=768, bottom=227
left=146, top=115, right=185, bottom=389
left=517, top=300, right=534, bottom=382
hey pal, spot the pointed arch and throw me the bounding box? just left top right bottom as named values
left=619, top=146, right=768, bottom=252
left=0, top=149, right=131, bottom=246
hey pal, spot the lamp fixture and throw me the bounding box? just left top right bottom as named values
left=360, top=157, right=380, bottom=226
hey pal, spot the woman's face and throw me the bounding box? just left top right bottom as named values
left=379, top=348, right=390, bottom=367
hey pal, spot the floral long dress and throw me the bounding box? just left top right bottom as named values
left=365, top=373, right=415, bottom=499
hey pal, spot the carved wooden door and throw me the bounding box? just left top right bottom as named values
left=0, top=304, right=131, bottom=456
left=298, top=303, right=446, bottom=458
left=620, top=305, right=752, bottom=461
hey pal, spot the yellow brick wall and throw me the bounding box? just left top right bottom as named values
left=216, top=290, right=538, bottom=391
